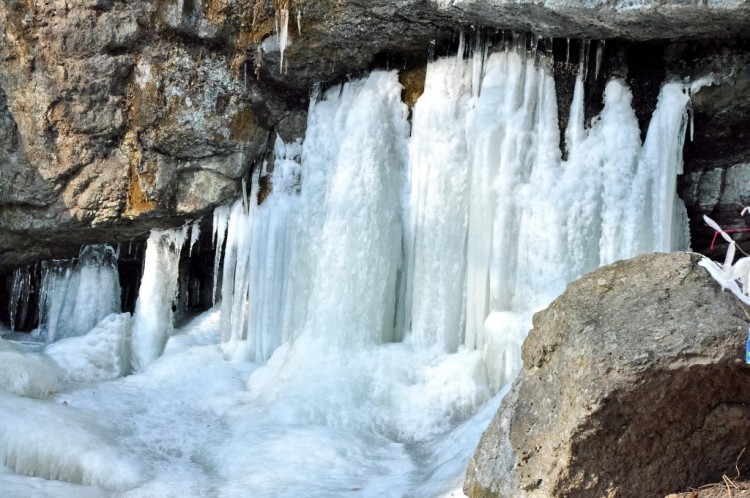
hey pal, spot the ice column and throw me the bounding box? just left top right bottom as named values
left=130, top=228, right=187, bottom=371
left=278, top=8, right=289, bottom=72
left=8, top=266, right=33, bottom=332
left=212, top=204, right=231, bottom=305
left=403, top=40, right=694, bottom=391
left=283, top=71, right=409, bottom=348
left=463, top=45, right=560, bottom=353
left=403, top=55, right=473, bottom=353
left=625, top=83, right=692, bottom=255
left=220, top=138, right=301, bottom=362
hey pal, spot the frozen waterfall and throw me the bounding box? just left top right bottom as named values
left=217, top=39, right=693, bottom=393
left=0, top=37, right=699, bottom=498
left=6, top=245, right=122, bottom=343
left=130, top=228, right=188, bottom=371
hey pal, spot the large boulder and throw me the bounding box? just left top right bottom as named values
left=465, top=252, right=750, bottom=498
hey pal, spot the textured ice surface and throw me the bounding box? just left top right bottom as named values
left=40, top=245, right=122, bottom=343
left=46, top=313, right=131, bottom=382
left=131, top=228, right=187, bottom=371
left=0, top=338, right=59, bottom=398
left=0, top=392, right=141, bottom=490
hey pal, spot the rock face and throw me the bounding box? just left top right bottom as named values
left=0, top=0, right=271, bottom=269
left=673, top=42, right=750, bottom=258
left=465, top=252, right=750, bottom=498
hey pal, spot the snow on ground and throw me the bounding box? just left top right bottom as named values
left=0, top=308, right=500, bottom=497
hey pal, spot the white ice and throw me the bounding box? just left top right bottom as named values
left=0, top=391, right=142, bottom=490
left=46, top=313, right=132, bottom=383
left=0, top=338, right=59, bottom=399
left=40, top=244, right=122, bottom=343
left=130, top=228, right=188, bottom=372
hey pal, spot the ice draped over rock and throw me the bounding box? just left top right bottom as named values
left=216, top=40, right=694, bottom=394
left=130, top=229, right=188, bottom=372
left=5, top=245, right=122, bottom=342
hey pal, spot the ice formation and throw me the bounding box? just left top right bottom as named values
left=0, top=37, right=699, bottom=497
left=204, top=38, right=694, bottom=495
left=130, top=228, right=188, bottom=372
left=220, top=139, right=301, bottom=362
left=0, top=339, right=59, bottom=399
left=0, top=392, right=141, bottom=490
left=46, top=313, right=132, bottom=383
left=8, top=266, right=33, bottom=332
left=40, top=245, right=122, bottom=343
left=7, top=245, right=121, bottom=342
left=211, top=204, right=231, bottom=305
left=219, top=37, right=693, bottom=393
left=278, top=8, right=289, bottom=72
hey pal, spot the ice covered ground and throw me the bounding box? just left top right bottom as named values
left=0, top=309, right=503, bottom=497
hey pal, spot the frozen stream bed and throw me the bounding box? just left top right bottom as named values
left=0, top=309, right=504, bottom=497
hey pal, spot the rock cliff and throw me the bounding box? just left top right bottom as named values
left=465, top=252, right=750, bottom=498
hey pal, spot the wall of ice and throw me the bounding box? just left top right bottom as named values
left=214, top=36, right=694, bottom=393
left=7, top=245, right=121, bottom=343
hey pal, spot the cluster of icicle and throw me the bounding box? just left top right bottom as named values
left=6, top=221, right=203, bottom=374
left=211, top=33, right=697, bottom=391
left=8, top=245, right=121, bottom=343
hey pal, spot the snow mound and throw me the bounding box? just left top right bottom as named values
left=0, top=392, right=141, bottom=490
left=0, top=339, right=60, bottom=398
left=45, top=313, right=131, bottom=382
left=0, top=465, right=107, bottom=498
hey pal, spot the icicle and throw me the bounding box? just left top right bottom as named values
left=39, top=245, right=121, bottom=343
left=529, top=32, right=540, bottom=55
left=580, top=39, right=591, bottom=82
left=594, top=39, right=605, bottom=81
left=296, top=9, right=301, bottom=35
left=404, top=55, right=472, bottom=353
left=544, top=36, right=553, bottom=55
left=456, top=30, right=465, bottom=61
left=566, top=38, right=570, bottom=64
left=212, top=205, right=231, bottom=305
left=218, top=137, right=303, bottom=362
left=278, top=8, right=289, bottom=72
left=9, top=266, right=32, bottom=332
left=428, top=39, right=436, bottom=61
left=564, top=67, right=586, bottom=155
left=470, top=28, right=488, bottom=99
left=624, top=82, right=692, bottom=255
left=130, top=228, right=188, bottom=371
left=280, top=71, right=408, bottom=350
left=189, top=220, right=200, bottom=257
left=241, top=177, right=249, bottom=210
